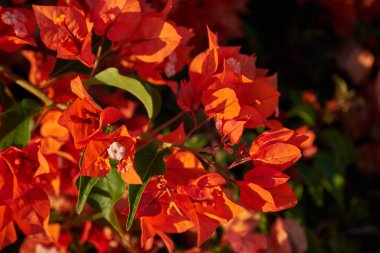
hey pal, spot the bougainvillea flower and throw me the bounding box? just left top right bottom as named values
left=91, top=0, right=141, bottom=42
left=249, top=128, right=308, bottom=171
left=177, top=80, right=202, bottom=112
left=22, top=50, right=56, bottom=87
left=0, top=188, right=50, bottom=250
left=129, top=16, right=182, bottom=63
left=222, top=209, right=267, bottom=253
left=20, top=224, right=71, bottom=253
left=58, top=77, right=122, bottom=149
left=124, top=25, right=193, bottom=92
left=39, top=110, right=70, bottom=155
left=179, top=27, right=281, bottom=144
left=134, top=151, right=241, bottom=251
left=174, top=173, right=242, bottom=246
left=268, top=218, right=308, bottom=253
left=157, top=122, right=187, bottom=145
left=294, top=125, right=317, bottom=159
left=238, top=167, right=297, bottom=212
left=202, top=86, right=241, bottom=120
left=33, top=5, right=95, bottom=67
left=0, top=7, right=36, bottom=52
left=81, top=126, right=141, bottom=184
left=0, top=142, right=49, bottom=203
left=140, top=194, right=194, bottom=253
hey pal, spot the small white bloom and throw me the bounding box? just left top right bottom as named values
left=107, top=142, right=126, bottom=161
left=215, top=119, right=223, bottom=132
left=226, top=57, right=241, bottom=74
left=168, top=52, right=178, bottom=63
left=118, top=160, right=133, bottom=173
left=1, top=11, right=17, bottom=25
left=14, top=22, right=27, bottom=38
left=35, top=244, right=60, bottom=253
left=164, top=62, right=176, bottom=77
left=13, top=10, right=26, bottom=22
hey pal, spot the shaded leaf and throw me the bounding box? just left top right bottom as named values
left=126, top=141, right=171, bottom=230
left=84, top=68, right=158, bottom=118
left=0, top=99, right=41, bottom=150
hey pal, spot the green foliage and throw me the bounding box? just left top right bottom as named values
left=76, top=169, right=126, bottom=234
left=84, top=67, right=161, bottom=118
left=0, top=99, right=41, bottom=150
left=126, top=141, right=171, bottom=230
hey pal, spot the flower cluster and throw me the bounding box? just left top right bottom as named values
left=0, top=1, right=314, bottom=252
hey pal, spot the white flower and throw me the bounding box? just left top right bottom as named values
left=13, top=10, right=26, bottom=22
left=226, top=57, right=241, bottom=74
left=165, top=62, right=176, bottom=77
left=168, top=52, right=178, bottom=63
left=35, top=244, right=60, bottom=253
left=14, top=22, right=27, bottom=38
left=107, top=142, right=125, bottom=161
left=1, top=11, right=17, bottom=25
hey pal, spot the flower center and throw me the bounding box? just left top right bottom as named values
left=107, top=142, right=125, bottom=161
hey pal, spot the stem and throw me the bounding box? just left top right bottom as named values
left=227, top=156, right=252, bottom=170
left=193, top=151, right=238, bottom=185
left=0, top=65, right=67, bottom=110
left=90, top=36, right=105, bottom=77
left=170, top=143, right=214, bottom=155
left=31, top=105, right=55, bottom=133
left=183, top=116, right=212, bottom=142
left=150, top=111, right=186, bottom=135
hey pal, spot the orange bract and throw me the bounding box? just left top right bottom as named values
left=0, top=7, right=36, bottom=52
left=92, top=0, right=141, bottom=42
left=249, top=128, right=308, bottom=171
left=58, top=77, right=122, bottom=149
left=32, top=5, right=95, bottom=67
left=238, top=167, right=297, bottom=212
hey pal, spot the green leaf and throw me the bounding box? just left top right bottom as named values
left=0, top=99, right=41, bottom=150
left=76, top=176, right=99, bottom=214
left=126, top=141, right=171, bottom=230
left=84, top=67, right=159, bottom=118
left=287, top=103, right=316, bottom=126
left=86, top=168, right=126, bottom=233
left=319, top=128, right=356, bottom=168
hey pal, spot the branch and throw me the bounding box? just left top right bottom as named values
left=0, top=65, right=67, bottom=110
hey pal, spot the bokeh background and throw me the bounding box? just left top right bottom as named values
left=153, top=0, right=380, bottom=252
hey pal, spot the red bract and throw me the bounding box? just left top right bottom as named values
left=91, top=0, right=141, bottom=42
left=32, top=5, right=95, bottom=67
left=81, top=126, right=142, bottom=184
left=0, top=142, right=51, bottom=250
left=22, top=50, right=56, bottom=87
left=0, top=142, right=49, bottom=203
left=0, top=7, right=36, bottom=52
left=58, top=76, right=122, bottom=149
left=179, top=28, right=280, bottom=144
left=238, top=167, right=297, bottom=212
left=135, top=151, right=242, bottom=252
left=249, top=128, right=308, bottom=171
left=0, top=188, right=50, bottom=250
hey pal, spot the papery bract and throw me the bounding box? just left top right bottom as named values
left=0, top=8, right=36, bottom=52
left=58, top=77, right=122, bottom=149
left=33, top=5, right=95, bottom=67
left=91, top=0, right=141, bottom=42
left=238, top=167, right=297, bottom=212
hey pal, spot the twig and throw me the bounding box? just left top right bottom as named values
left=227, top=156, right=252, bottom=170
left=193, top=151, right=238, bottom=185
left=183, top=116, right=212, bottom=142
left=0, top=65, right=67, bottom=110
left=90, top=36, right=105, bottom=77
left=150, top=111, right=186, bottom=135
